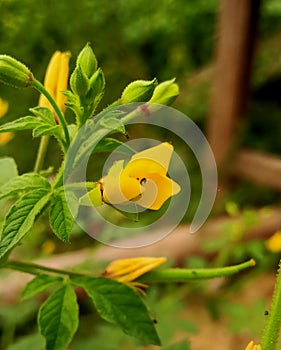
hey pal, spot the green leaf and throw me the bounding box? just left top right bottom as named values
left=30, top=107, right=56, bottom=124
left=38, top=284, right=79, bottom=350
left=0, top=116, right=40, bottom=132
left=0, top=108, right=64, bottom=140
left=0, top=173, right=50, bottom=200
left=71, top=276, right=161, bottom=346
left=0, top=157, right=18, bottom=187
left=33, top=124, right=62, bottom=138
left=98, top=116, right=125, bottom=134
left=49, top=190, right=78, bottom=242
left=0, top=189, right=51, bottom=259
left=93, top=137, right=136, bottom=156
left=21, top=274, right=63, bottom=301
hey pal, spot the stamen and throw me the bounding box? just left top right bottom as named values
left=140, top=178, right=147, bottom=185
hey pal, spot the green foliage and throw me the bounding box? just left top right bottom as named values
left=7, top=334, right=45, bottom=350
left=21, top=275, right=64, bottom=301
left=49, top=190, right=78, bottom=242
left=222, top=299, right=266, bottom=337
left=72, top=276, right=161, bottom=345
left=0, top=188, right=51, bottom=260
left=0, top=173, right=50, bottom=201
left=38, top=284, right=79, bottom=350
left=0, top=157, right=18, bottom=187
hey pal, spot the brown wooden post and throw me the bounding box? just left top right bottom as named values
left=207, top=0, right=260, bottom=168
left=233, top=149, right=281, bottom=191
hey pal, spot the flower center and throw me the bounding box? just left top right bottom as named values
left=140, top=178, right=147, bottom=185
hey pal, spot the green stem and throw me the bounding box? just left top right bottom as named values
left=4, top=259, right=255, bottom=283
left=5, top=260, right=89, bottom=278
left=120, top=103, right=161, bottom=124
left=34, top=135, right=50, bottom=173
left=138, top=259, right=256, bottom=283
left=31, top=78, right=70, bottom=150
left=262, top=259, right=281, bottom=350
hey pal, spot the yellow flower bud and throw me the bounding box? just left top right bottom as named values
left=0, top=97, right=14, bottom=145
left=39, top=51, right=70, bottom=113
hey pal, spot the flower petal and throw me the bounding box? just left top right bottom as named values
left=56, top=51, right=71, bottom=112
left=39, top=51, right=62, bottom=108
left=103, top=257, right=167, bottom=282
left=135, top=173, right=181, bottom=210
left=122, top=158, right=166, bottom=178
left=38, top=51, right=70, bottom=113
left=126, top=142, right=174, bottom=175
left=102, top=160, right=142, bottom=204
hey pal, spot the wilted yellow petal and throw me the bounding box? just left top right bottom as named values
left=103, top=257, right=167, bottom=283
left=0, top=97, right=8, bottom=118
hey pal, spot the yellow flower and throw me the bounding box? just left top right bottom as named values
left=265, top=231, right=281, bottom=253
left=103, top=256, right=167, bottom=294
left=38, top=51, right=70, bottom=116
left=244, top=340, right=262, bottom=350
left=0, top=97, right=13, bottom=145
left=102, top=142, right=181, bottom=210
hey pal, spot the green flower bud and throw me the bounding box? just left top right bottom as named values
left=149, top=78, right=179, bottom=106
left=70, top=64, right=89, bottom=96
left=121, top=78, right=158, bottom=103
left=0, top=55, right=32, bottom=88
left=89, top=68, right=105, bottom=97
left=76, top=42, right=98, bottom=78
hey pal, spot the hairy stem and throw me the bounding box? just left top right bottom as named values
left=31, top=79, right=70, bottom=150
left=138, top=259, right=256, bottom=283
left=4, top=259, right=255, bottom=284
left=262, top=260, right=281, bottom=350
left=5, top=260, right=88, bottom=278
